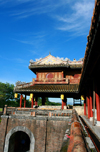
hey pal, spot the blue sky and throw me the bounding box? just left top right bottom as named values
left=0, top=0, right=95, bottom=103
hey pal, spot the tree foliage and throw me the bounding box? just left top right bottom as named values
left=0, top=82, right=15, bottom=107
left=38, top=97, right=61, bottom=106
left=0, top=82, right=21, bottom=107
left=0, top=82, right=61, bottom=108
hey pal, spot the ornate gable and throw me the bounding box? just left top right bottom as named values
left=33, top=54, right=66, bottom=65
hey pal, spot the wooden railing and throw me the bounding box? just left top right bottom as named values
left=14, top=78, right=80, bottom=89
left=14, top=82, right=33, bottom=90
left=33, top=78, right=69, bottom=83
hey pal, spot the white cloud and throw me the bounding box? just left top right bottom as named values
left=0, top=0, right=95, bottom=37
left=0, top=0, right=73, bottom=18
left=55, top=0, right=95, bottom=36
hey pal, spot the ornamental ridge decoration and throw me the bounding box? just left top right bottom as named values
left=29, top=54, right=83, bottom=66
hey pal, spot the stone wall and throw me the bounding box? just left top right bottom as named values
left=5, top=116, right=46, bottom=152
left=73, top=106, right=84, bottom=115
left=0, top=114, right=69, bottom=152
left=0, top=116, right=8, bottom=152
left=46, top=119, right=68, bottom=152
left=38, top=106, right=61, bottom=110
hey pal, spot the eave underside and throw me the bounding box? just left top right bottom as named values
left=79, top=4, right=100, bottom=94
left=14, top=84, right=80, bottom=98
left=29, top=65, right=82, bottom=73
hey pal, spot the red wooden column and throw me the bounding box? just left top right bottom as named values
left=62, top=71, right=64, bottom=81
left=36, top=72, right=38, bottom=81
left=62, top=100, right=66, bottom=109
left=35, top=97, right=38, bottom=106
left=24, top=95, right=26, bottom=108
left=95, top=86, right=100, bottom=126
left=87, top=94, right=90, bottom=119
left=93, top=80, right=95, bottom=126
left=31, top=97, right=34, bottom=108
left=89, top=90, right=93, bottom=121
left=20, top=94, right=23, bottom=108
left=62, top=97, right=66, bottom=109
left=84, top=97, right=86, bottom=116
left=61, top=94, right=66, bottom=109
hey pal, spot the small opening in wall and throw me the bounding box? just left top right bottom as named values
left=8, top=131, right=30, bottom=152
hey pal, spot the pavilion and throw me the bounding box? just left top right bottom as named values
left=14, top=54, right=83, bottom=109
left=14, top=0, right=100, bottom=126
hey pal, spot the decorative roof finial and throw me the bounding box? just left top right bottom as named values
left=49, top=52, right=51, bottom=55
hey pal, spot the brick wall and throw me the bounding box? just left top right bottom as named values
left=0, top=115, right=69, bottom=152
left=73, top=106, right=84, bottom=115
left=46, top=120, right=68, bottom=152
left=0, top=116, right=8, bottom=152
left=6, top=117, right=47, bottom=152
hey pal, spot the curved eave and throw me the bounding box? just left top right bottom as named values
left=29, top=64, right=83, bottom=73
left=14, top=84, right=79, bottom=94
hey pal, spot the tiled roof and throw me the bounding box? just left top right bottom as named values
left=14, top=84, right=79, bottom=93
left=79, top=0, right=100, bottom=89
left=81, top=0, right=100, bottom=75
left=29, top=64, right=82, bottom=70
left=29, top=54, right=83, bottom=71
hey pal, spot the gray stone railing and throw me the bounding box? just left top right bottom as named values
left=6, top=107, right=72, bottom=117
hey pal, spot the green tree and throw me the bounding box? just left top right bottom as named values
left=0, top=82, right=15, bottom=107
left=38, top=97, right=42, bottom=106
left=37, top=97, right=61, bottom=106
left=45, top=98, right=61, bottom=106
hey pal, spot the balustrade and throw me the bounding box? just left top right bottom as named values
left=14, top=77, right=80, bottom=89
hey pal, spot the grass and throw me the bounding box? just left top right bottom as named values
left=0, top=108, right=3, bottom=112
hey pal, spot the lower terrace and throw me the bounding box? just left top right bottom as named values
left=1, top=107, right=98, bottom=152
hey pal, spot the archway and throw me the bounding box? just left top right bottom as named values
left=4, top=126, right=35, bottom=152
left=8, top=131, right=30, bottom=152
